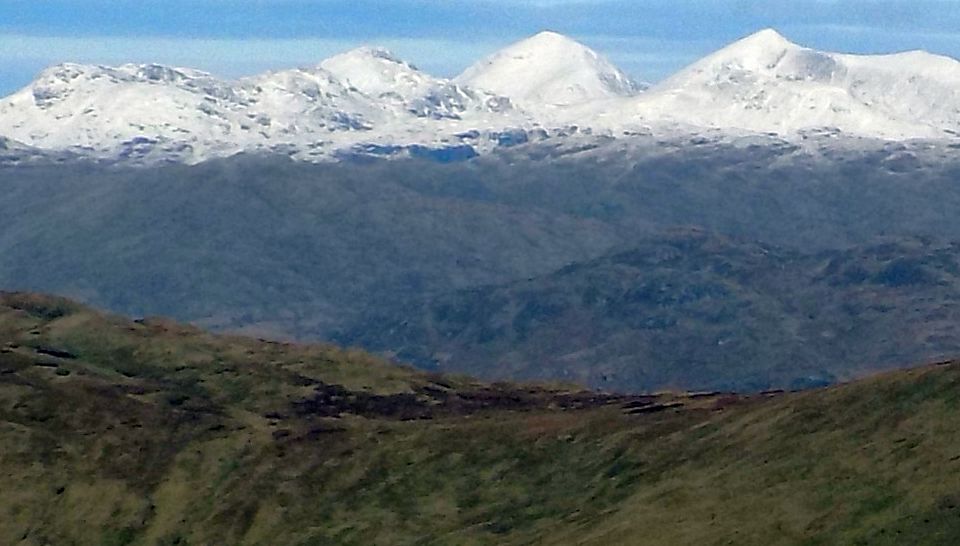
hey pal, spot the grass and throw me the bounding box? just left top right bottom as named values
left=3, top=292, right=960, bottom=544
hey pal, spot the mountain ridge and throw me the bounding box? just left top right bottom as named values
left=4, top=29, right=960, bottom=163
left=625, top=28, right=960, bottom=138
left=319, top=46, right=515, bottom=120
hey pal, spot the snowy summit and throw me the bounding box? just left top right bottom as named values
left=623, top=29, right=960, bottom=139
left=456, top=31, right=643, bottom=110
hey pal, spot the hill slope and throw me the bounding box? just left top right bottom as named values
left=3, top=292, right=960, bottom=545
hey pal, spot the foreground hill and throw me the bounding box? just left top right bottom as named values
left=4, top=292, right=960, bottom=544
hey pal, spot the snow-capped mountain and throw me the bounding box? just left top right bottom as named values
left=239, top=66, right=386, bottom=131
left=0, top=63, right=253, bottom=161
left=320, top=47, right=513, bottom=119
left=612, top=29, right=960, bottom=139
left=0, top=60, right=528, bottom=163
left=456, top=31, right=643, bottom=111
left=2, top=29, right=960, bottom=164
left=0, top=61, right=420, bottom=162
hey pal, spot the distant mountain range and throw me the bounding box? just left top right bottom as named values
left=3, top=29, right=960, bottom=163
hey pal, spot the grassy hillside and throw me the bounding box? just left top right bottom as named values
left=4, top=292, right=960, bottom=545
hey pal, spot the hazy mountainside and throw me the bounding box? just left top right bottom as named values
left=339, top=231, right=960, bottom=391
left=4, top=29, right=960, bottom=163
left=5, top=139, right=960, bottom=390
left=0, top=154, right=626, bottom=338
left=5, top=292, right=960, bottom=544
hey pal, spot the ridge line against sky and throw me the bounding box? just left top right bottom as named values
left=1, top=0, right=958, bottom=96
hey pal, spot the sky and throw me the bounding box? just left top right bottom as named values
left=1, top=0, right=959, bottom=96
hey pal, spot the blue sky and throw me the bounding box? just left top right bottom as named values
left=1, top=0, right=959, bottom=95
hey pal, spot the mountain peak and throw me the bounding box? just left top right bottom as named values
left=316, top=45, right=510, bottom=119
left=737, top=28, right=794, bottom=50
left=525, top=30, right=578, bottom=44
left=329, top=46, right=407, bottom=66
left=655, top=28, right=807, bottom=85
left=456, top=31, right=640, bottom=108
left=319, top=46, right=433, bottom=101
left=493, top=30, right=602, bottom=61
left=637, top=27, right=960, bottom=140
left=709, top=28, right=802, bottom=67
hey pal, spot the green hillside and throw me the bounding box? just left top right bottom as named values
left=3, top=292, right=960, bottom=545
